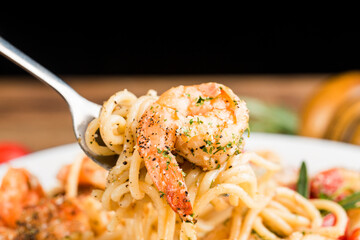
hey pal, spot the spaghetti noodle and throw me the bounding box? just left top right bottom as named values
left=84, top=83, right=349, bottom=240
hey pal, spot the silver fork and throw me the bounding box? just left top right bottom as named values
left=0, top=36, right=118, bottom=169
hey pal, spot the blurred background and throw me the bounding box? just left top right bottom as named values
left=1, top=23, right=360, bottom=159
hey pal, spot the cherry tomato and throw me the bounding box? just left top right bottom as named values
left=310, top=168, right=344, bottom=200
left=321, top=213, right=348, bottom=239
left=0, top=142, right=29, bottom=164
left=322, top=213, right=336, bottom=227
left=349, top=228, right=360, bottom=240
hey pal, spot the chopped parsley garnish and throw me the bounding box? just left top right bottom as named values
left=196, top=96, right=213, bottom=106
left=208, top=146, right=213, bottom=154
left=202, top=146, right=208, bottom=153
left=225, top=142, right=232, bottom=148
left=157, top=148, right=171, bottom=161
left=214, top=146, right=224, bottom=154
left=162, top=151, right=171, bottom=160
left=159, top=191, right=165, bottom=198
left=196, top=96, right=205, bottom=106
left=183, top=128, right=191, bottom=137
left=213, top=142, right=233, bottom=154
left=246, top=126, right=251, bottom=137
left=189, top=119, right=194, bottom=125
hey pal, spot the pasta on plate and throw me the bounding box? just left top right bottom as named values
left=1, top=83, right=360, bottom=240
left=83, top=83, right=358, bottom=240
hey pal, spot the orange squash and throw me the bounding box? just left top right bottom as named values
left=300, top=71, right=360, bottom=144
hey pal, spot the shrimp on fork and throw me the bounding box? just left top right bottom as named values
left=137, top=83, right=249, bottom=222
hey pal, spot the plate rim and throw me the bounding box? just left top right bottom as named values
left=3, top=132, right=360, bottom=165
left=1, top=133, right=360, bottom=189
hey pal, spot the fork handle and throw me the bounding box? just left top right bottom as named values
left=0, top=36, right=82, bottom=105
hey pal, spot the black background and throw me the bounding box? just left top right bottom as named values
left=1, top=22, right=359, bottom=75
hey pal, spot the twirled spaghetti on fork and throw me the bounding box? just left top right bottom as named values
left=85, top=83, right=349, bottom=240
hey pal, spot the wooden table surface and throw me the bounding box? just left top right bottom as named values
left=0, top=75, right=329, bottom=152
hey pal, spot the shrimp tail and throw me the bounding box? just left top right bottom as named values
left=143, top=151, right=194, bottom=222
left=137, top=105, right=194, bottom=223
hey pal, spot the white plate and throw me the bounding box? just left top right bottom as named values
left=1, top=133, right=360, bottom=190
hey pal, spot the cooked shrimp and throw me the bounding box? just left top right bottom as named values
left=57, top=156, right=108, bottom=190
left=15, top=196, right=92, bottom=239
left=137, top=83, right=249, bottom=222
left=0, top=224, right=16, bottom=240
left=0, top=168, right=95, bottom=239
left=0, top=168, right=45, bottom=228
